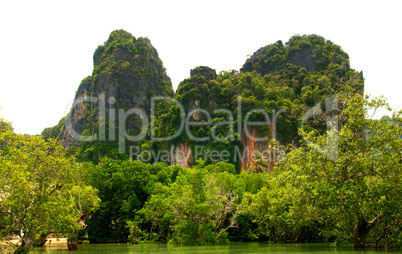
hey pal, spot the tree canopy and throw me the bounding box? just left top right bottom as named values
left=0, top=117, right=100, bottom=254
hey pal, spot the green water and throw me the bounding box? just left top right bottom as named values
left=2, top=243, right=402, bottom=254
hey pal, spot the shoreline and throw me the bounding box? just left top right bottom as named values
left=0, top=238, right=67, bottom=247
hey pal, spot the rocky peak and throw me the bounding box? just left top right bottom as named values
left=241, top=40, right=285, bottom=75
left=45, top=29, right=174, bottom=149
left=241, top=34, right=351, bottom=76
left=190, top=66, right=217, bottom=81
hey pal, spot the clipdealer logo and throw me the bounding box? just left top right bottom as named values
left=301, top=95, right=339, bottom=161
left=64, top=95, right=286, bottom=160
left=65, top=94, right=340, bottom=162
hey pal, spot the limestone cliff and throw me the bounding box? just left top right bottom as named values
left=43, top=30, right=174, bottom=149
left=43, top=33, right=364, bottom=170
left=170, top=142, right=193, bottom=168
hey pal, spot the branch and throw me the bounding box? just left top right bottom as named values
left=0, top=202, right=11, bottom=215
left=373, top=219, right=402, bottom=248
left=69, top=191, right=81, bottom=215
left=22, top=200, right=35, bottom=214
left=215, top=209, right=239, bottom=240
left=368, top=213, right=382, bottom=227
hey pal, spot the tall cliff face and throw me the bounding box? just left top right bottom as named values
left=238, top=35, right=362, bottom=168
left=166, top=66, right=219, bottom=168
left=43, top=33, right=364, bottom=169
left=170, top=142, right=193, bottom=168
left=43, top=30, right=174, bottom=149
left=167, top=35, right=364, bottom=170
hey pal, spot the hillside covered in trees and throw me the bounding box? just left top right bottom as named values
left=2, top=30, right=401, bottom=254
left=43, top=30, right=364, bottom=169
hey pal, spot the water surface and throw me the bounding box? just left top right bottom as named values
left=2, top=242, right=401, bottom=254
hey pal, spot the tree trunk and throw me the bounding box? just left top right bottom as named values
left=15, top=232, right=33, bottom=254
left=271, top=226, right=277, bottom=243
left=34, top=233, right=48, bottom=246
left=353, top=218, right=371, bottom=248
left=67, top=237, right=78, bottom=251
left=67, top=231, right=79, bottom=251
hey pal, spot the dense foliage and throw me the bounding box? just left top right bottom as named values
left=80, top=95, right=401, bottom=247
left=2, top=31, right=401, bottom=252
left=2, top=93, right=402, bottom=251
left=0, top=117, right=100, bottom=254
left=243, top=95, right=402, bottom=248
left=43, top=32, right=364, bottom=169
left=126, top=34, right=364, bottom=170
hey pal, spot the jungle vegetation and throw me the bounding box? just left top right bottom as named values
left=1, top=31, right=401, bottom=253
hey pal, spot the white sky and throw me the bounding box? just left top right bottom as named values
left=0, top=0, right=401, bottom=135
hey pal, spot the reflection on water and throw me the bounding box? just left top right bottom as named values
left=2, top=242, right=401, bottom=254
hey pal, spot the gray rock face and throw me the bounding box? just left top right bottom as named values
left=289, top=47, right=316, bottom=71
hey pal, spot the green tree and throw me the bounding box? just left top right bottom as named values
left=244, top=95, right=402, bottom=247
left=0, top=120, right=100, bottom=254
left=64, top=163, right=101, bottom=250
left=86, top=159, right=154, bottom=242
left=138, top=161, right=239, bottom=244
